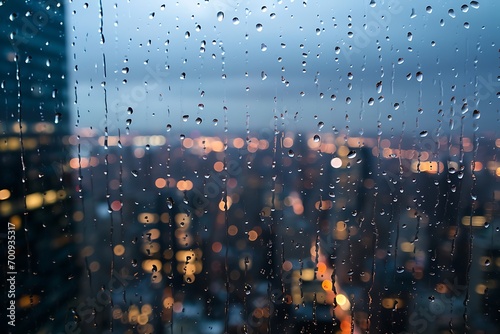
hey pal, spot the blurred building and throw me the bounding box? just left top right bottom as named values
left=0, top=1, right=78, bottom=333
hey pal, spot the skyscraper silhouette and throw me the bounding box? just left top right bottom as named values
left=1, top=1, right=78, bottom=332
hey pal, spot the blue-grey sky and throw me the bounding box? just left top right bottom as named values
left=67, top=0, right=499, bottom=137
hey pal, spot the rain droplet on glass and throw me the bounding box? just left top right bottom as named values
left=416, top=71, right=423, bottom=82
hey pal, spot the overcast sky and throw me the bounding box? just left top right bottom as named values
left=67, top=0, right=499, bottom=138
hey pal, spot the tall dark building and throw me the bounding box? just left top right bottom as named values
left=0, top=1, right=78, bottom=333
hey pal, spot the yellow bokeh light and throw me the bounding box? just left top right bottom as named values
left=182, top=137, right=194, bottom=149
left=233, top=137, right=245, bottom=149
left=142, top=259, right=162, bottom=273
left=163, top=297, right=174, bottom=309
left=26, top=192, right=43, bottom=210
left=283, top=137, right=294, bottom=148
left=330, top=157, right=342, bottom=168
left=228, top=224, right=238, bottom=236
left=177, top=180, right=193, bottom=191
left=248, top=230, right=258, bottom=241
left=18, top=294, right=40, bottom=308
left=155, top=178, right=167, bottom=188
left=0, top=189, right=11, bottom=200
left=113, top=244, right=125, bottom=256
left=213, top=161, right=224, bottom=172
left=218, top=197, right=233, bottom=211
left=321, top=280, right=333, bottom=291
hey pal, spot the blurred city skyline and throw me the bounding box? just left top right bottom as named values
left=1, top=1, right=499, bottom=333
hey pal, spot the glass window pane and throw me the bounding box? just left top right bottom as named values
left=1, top=1, right=498, bottom=333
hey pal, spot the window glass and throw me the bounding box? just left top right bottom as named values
left=1, top=1, right=499, bottom=333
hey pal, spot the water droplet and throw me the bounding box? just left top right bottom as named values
left=166, top=124, right=172, bottom=131
left=347, top=150, right=357, bottom=159
left=127, top=107, right=134, bottom=114
left=232, top=17, right=240, bottom=25
left=195, top=117, right=202, bottom=124
left=461, top=4, right=469, bottom=12
left=369, top=0, right=376, bottom=7
left=407, top=32, right=413, bottom=42
left=185, top=31, right=190, bottom=39
left=485, top=258, right=491, bottom=266
left=182, top=115, right=189, bottom=122
left=132, top=259, right=138, bottom=267
left=122, top=67, right=129, bottom=74
left=198, top=103, right=204, bottom=110
left=470, top=1, right=480, bottom=9
left=448, top=9, right=456, bottom=18
left=256, top=23, right=263, bottom=32
left=426, top=6, right=433, bottom=13
left=396, top=266, right=405, bottom=274
left=131, top=170, right=138, bottom=177
left=126, top=119, right=132, bottom=126
left=313, top=134, right=320, bottom=142
left=261, top=71, right=267, bottom=80
left=473, top=109, right=480, bottom=119
left=217, top=11, right=224, bottom=21
left=54, top=113, right=62, bottom=124
left=261, top=43, right=267, bottom=51
left=464, top=22, right=470, bottom=29
left=180, top=72, right=186, bottom=80
left=419, top=130, right=428, bottom=137
left=416, top=71, right=423, bottom=82
left=461, top=103, right=469, bottom=114
left=167, top=197, right=174, bottom=209
left=288, top=150, right=295, bottom=158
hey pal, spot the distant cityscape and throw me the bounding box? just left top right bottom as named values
left=1, top=1, right=499, bottom=334
left=64, top=128, right=500, bottom=333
